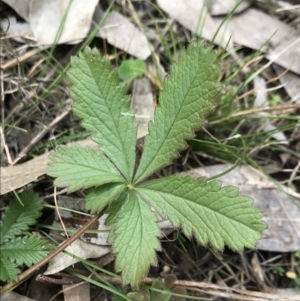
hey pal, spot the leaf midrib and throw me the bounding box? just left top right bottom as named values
left=135, top=61, right=207, bottom=183
left=138, top=187, right=257, bottom=232
left=73, top=66, right=122, bottom=144
left=77, top=57, right=132, bottom=179
left=129, top=201, right=145, bottom=268
left=56, top=162, right=117, bottom=174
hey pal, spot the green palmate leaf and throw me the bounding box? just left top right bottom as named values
left=47, top=144, right=124, bottom=192
left=47, top=42, right=267, bottom=287
left=0, top=257, right=19, bottom=282
left=0, top=191, right=43, bottom=244
left=68, top=47, right=138, bottom=180
left=1, top=236, right=49, bottom=266
left=134, top=41, right=220, bottom=183
left=86, top=183, right=126, bottom=214
left=137, top=175, right=267, bottom=251
left=108, top=192, right=161, bottom=286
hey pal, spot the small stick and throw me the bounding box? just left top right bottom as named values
left=230, top=104, right=300, bottom=117
left=12, top=108, right=70, bottom=165
left=53, top=186, right=69, bottom=239
left=0, top=66, right=12, bottom=164
left=99, top=275, right=299, bottom=301
left=288, top=160, right=300, bottom=187
left=0, top=124, right=12, bottom=164
left=36, top=274, right=81, bottom=285
left=210, top=104, right=300, bottom=125
left=1, top=48, right=43, bottom=70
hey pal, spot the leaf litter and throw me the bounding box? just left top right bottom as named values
left=0, top=0, right=151, bottom=58
left=157, top=0, right=300, bottom=75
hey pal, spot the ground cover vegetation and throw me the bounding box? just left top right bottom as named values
left=47, top=42, right=266, bottom=287
left=1, top=1, right=299, bottom=300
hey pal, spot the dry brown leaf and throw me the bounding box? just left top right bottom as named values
left=158, top=2, right=300, bottom=74
left=63, top=282, right=90, bottom=301
left=224, top=8, right=292, bottom=49
left=266, top=36, right=300, bottom=75
left=97, top=10, right=151, bottom=59
left=273, top=64, right=300, bottom=103
left=1, top=291, right=35, bottom=301
left=1, top=152, right=49, bottom=195
left=2, top=0, right=151, bottom=59
left=218, top=8, right=300, bottom=74
left=157, top=0, right=233, bottom=49
left=30, top=0, right=98, bottom=45
left=44, top=239, right=111, bottom=275
left=131, top=77, right=154, bottom=130
left=0, top=16, right=34, bottom=43
left=252, top=76, right=287, bottom=142
left=2, top=0, right=31, bottom=21
left=210, top=0, right=251, bottom=16
left=0, top=138, right=97, bottom=195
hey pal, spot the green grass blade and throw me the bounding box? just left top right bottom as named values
left=134, top=41, right=220, bottom=183
left=68, top=47, right=138, bottom=180
left=137, top=175, right=267, bottom=251
left=47, top=144, right=124, bottom=192
left=108, top=192, right=161, bottom=286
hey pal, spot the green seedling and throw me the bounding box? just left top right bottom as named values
left=47, top=41, right=267, bottom=286
left=118, top=59, right=146, bottom=82
left=0, top=191, right=49, bottom=282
